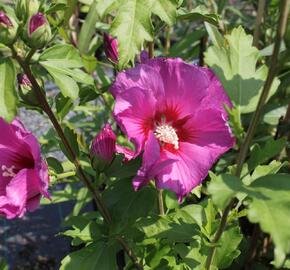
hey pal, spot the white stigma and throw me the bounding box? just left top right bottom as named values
left=154, top=124, right=179, bottom=149
left=1, top=165, right=16, bottom=177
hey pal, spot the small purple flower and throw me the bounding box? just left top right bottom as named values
left=0, top=118, right=50, bottom=219
left=17, top=74, right=32, bottom=87
left=0, top=11, right=13, bottom=27
left=29, top=12, right=46, bottom=35
left=104, top=33, right=118, bottom=64
left=111, top=58, right=235, bottom=201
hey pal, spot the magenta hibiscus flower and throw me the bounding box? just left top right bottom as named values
left=0, top=118, right=50, bottom=219
left=110, top=58, right=235, bottom=201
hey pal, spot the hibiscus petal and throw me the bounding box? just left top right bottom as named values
left=199, top=67, right=232, bottom=115
left=114, top=87, right=157, bottom=156
left=144, top=58, right=210, bottom=117
left=110, top=64, right=165, bottom=101
left=133, top=132, right=160, bottom=190
left=0, top=118, right=32, bottom=157
left=182, top=108, right=235, bottom=150
left=0, top=168, right=44, bottom=219
left=155, top=141, right=230, bottom=202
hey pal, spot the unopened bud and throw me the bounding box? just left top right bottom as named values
left=24, top=12, right=51, bottom=49
left=0, top=11, right=18, bottom=45
left=91, top=124, right=116, bottom=172
left=15, top=0, right=39, bottom=22
left=104, top=33, right=118, bottom=64
left=17, top=74, right=39, bottom=106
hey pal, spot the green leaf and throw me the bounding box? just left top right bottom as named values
left=0, top=58, right=17, bottom=122
left=40, top=61, right=93, bottom=85
left=103, top=178, right=156, bottom=223
left=55, top=93, right=73, bottom=121
left=213, top=224, right=243, bottom=268
left=178, top=6, right=219, bottom=26
left=95, top=0, right=118, bottom=19
left=0, top=258, right=8, bottom=270
left=208, top=173, right=244, bottom=209
left=40, top=44, right=83, bottom=66
left=44, top=66, right=79, bottom=100
left=61, top=221, right=103, bottom=246
left=59, top=127, right=80, bottom=161
left=205, top=26, right=280, bottom=114
left=264, top=105, right=287, bottom=125
left=247, top=137, right=287, bottom=171
left=164, top=189, right=179, bottom=210
left=139, top=214, right=200, bottom=243
left=250, top=160, right=286, bottom=182
left=78, top=1, right=99, bottom=54
left=60, top=241, right=117, bottom=270
left=152, top=0, right=178, bottom=25
left=246, top=174, right=290, bottom=267
left=110, top=0, right=154, bottom=68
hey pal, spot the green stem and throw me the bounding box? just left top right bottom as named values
left=11, top=47, right=144, bottom=270
left=25, top=48, right=36, bottom=63
left=205, top=1, right=289, bottom=269
left=56, top=171, right=76, bottom=180
left=158, top=189, right=165, bottom=216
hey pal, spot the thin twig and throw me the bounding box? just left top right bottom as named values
left=11, top=48, right=144, bottom=270
left=205, top=1, right=290, bottom=268
left=253, top=0, right=266, bottom=48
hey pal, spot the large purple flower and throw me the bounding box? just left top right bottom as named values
left=0, top=118, right=50, bottom=219
left=110, top=58, right=235, bottom=201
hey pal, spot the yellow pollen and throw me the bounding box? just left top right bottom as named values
left=154, top=124, right=179, bottom=149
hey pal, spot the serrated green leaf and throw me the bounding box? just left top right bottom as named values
left=152, top=0, right=178, bottom=25
left=205, top=26, right=280, bottom=114
left=247, top=137, right=286, bottom=171
left=60, top=241, right=117, bottom=270
left=61, top=221, right=103, bottom=246
left=0, top=58, right=17, bottom=122
left=110, top=0, right=154, bottom=68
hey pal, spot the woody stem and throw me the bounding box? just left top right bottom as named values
left=11, top=47, right=144, bottom=270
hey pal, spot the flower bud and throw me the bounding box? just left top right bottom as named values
left=104, top=33, right=118, bottom=64
left=15, top=0, right=39, bottom=22
left=17, top=74, right=39, bottom=106
left=0, top=11, right=18, bottom=45
left=91, top=124, right=116, bottom=172
left=24, top=12, right=51, bottom=49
